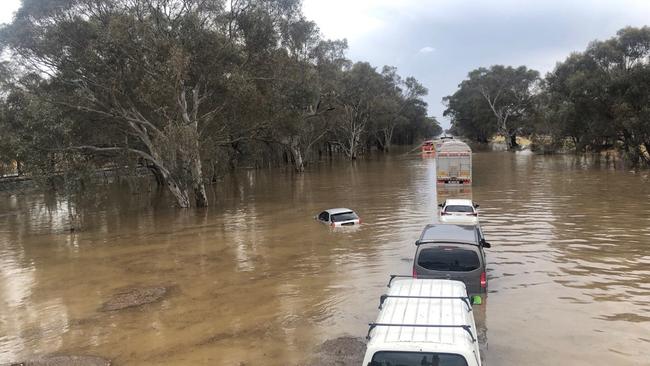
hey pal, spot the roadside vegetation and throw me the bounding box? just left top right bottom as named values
left=444, top=26, right=650, bottom=167
left=0, top=0, right=441, bottom=208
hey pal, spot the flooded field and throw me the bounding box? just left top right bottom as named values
left=1, top=152, right=649, bottom=365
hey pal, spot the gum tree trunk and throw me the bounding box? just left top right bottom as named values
left=290, top=144, right=305, bottom=172
left=190, top=153, right=208, bottom=207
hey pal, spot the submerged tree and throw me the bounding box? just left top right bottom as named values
left=537, top=26, right=650, bottom=165
left=375, top=66, right=428, bottom=151
left=332, top=62, right=385, bottom=159
left=444, top=65, right=539, bottom=149
left=0, top=0, right=440, bottom=206
left=1, top=0, right=306, bottom=207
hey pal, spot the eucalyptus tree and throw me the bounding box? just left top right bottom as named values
left=0, top=78, right=71, bottom=179
left=474, top=66, right=539, bottom=149
left=583, top=26, right=650, bottom=164
left=444, top=65, right=539, bottom=149
left=443, top=87, right=497, bottom=144
left=332, top=62, right=385, bottom=159
left=393, top=99, right=441, bottom=145
left=266, top=19, right=336, bottom=172
left=542, top=26, right=650, bottom=164
left=375, top=66, right=428, bottom=151
left=543, top=53, right=612, bottom=151
left=1, top=0, right=305, bottom=207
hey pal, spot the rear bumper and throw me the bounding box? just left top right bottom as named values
left=332, top=220, right=360, bottom=227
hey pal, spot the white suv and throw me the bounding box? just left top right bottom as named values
left=315, top=208, right=361, bottom=227
left=363, top=278, right=482, bottom=366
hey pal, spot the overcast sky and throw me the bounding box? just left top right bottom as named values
left=2, top=1, right=650, bottom=128
left=303, top=0, right=650, bottom=128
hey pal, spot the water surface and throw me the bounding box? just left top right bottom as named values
left=1, top=152, right=649, bottom=365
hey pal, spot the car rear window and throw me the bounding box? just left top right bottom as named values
left=331, top=212, right=358, bottom=222
left=417, top=246, right=480, bottom=272
left=370, top=351, right=468, bottom=366
left=444, top=205, right=474, bottom=213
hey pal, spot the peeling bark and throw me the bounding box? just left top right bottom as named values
left=190, top=155, right=208, bottom=207
left=165, top=173, right=191, bottom=208
left=289, top=143, right=305, bottom=172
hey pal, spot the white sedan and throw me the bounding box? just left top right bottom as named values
left=438, top=199, right=479, bottom=217
left=316, top=208, right=361, bottom=227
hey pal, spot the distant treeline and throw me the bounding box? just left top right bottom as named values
left=0, top=0, right=441, bottom=208
left=444, top=26, right=650, bottom=167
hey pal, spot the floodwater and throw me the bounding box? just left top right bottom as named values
left=1, top=152, right=650, bottom=365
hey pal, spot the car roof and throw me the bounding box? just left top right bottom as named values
left=367, top=279, right=476, bottom=351
left=324, top=208, right=354, bottom=215
left=420, top=224, right=478, bottom=243
left=444, top=199, right=473, bottom=206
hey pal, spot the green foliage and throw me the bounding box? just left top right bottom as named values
left=444, top=65, right=539, bottom=149
left=445, top=26, right=650, bottom=166
left=0, top=0, right=440, bottom=205
left=542, top=26, right=650, bottom=165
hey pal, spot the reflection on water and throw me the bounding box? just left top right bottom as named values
left=0, top=152, right=649, bottom=365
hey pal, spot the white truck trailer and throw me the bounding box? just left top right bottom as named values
left=436, top=140, right=472, bottom=185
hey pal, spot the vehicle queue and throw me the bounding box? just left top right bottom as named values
left=317, top=138, right=486, bottom=366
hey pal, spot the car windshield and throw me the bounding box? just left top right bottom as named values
left=331, top=212, right=358, bottom=222
left=370, top=351, right=468, bottom=366
left=444, top=205, right=474, bottom=213
left=418, top=247, right=480, bottom=272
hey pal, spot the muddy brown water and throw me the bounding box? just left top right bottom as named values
left=1, top=152, right=649, bottom=365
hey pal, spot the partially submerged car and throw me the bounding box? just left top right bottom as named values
left=363, top=278, right=482, bottom=366
left=421, top=140, right=435, bottom=155
left=439, top=199, right=479, bottom=217
left=413, top=224, right=490, bottom=294
left=315, top=208, right=361, bottom=227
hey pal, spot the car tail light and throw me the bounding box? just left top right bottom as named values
left=358, top=217, right=362, bottom=224
left=480, top=272, right=487, bottom=288
left=412, top=266, right=417, bottom=278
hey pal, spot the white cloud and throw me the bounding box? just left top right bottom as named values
left=419, top=46, right=436, bottom=54
left=0, top=0, right=20, bottom=24
left=302, top=0, right=426, bottom=42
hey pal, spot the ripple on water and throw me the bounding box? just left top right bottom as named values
left=1, top=153, right=650, bottom=365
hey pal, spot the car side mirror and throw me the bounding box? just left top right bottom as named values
left=481, top=239, right=491, bottom=248
left=415, top=239, right=421, bottom=246
left=437, top=204, right=443, bottom=208
left=474, top=203, right=480, bottom=208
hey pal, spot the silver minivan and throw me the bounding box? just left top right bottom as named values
left=413, top=224, right=491, bottom=294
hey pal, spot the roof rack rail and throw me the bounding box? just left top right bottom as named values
left=366, top=323, right=476, bottom=342
left=415, top=239, right=481, bottom=246
left=386, top=274, right=412, bottom=288
left=378, top=294, right=472, bottom=312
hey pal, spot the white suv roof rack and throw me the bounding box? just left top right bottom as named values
left=366, top=279, right=478, bottom=345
